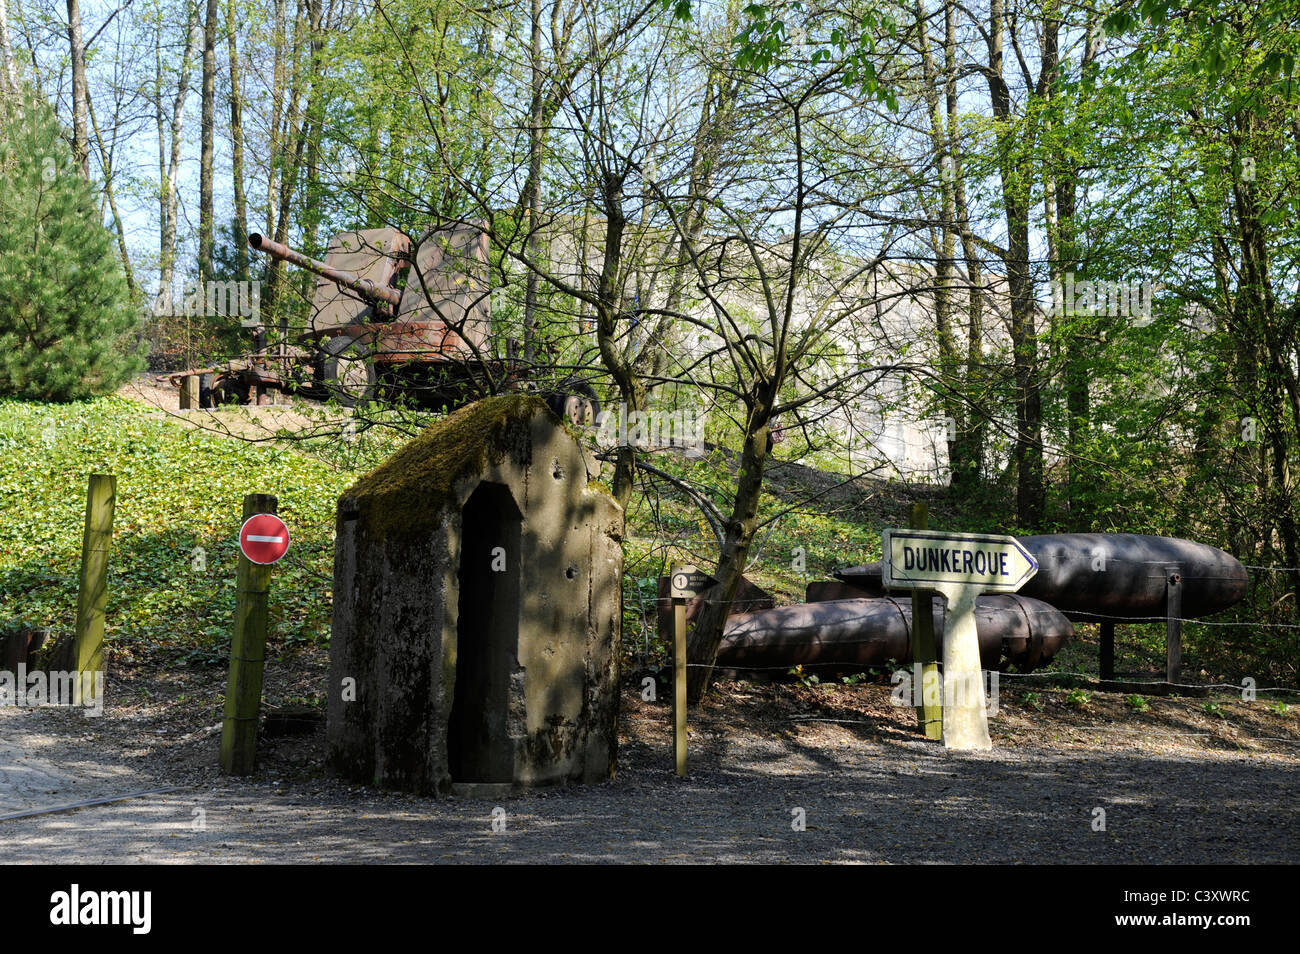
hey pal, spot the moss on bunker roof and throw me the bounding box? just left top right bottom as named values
left=344, top=394, right=551, bottom=539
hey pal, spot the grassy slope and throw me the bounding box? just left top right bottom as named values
left=0, top=394, right=897, bottom=666
left=0, top=397, right=349, bottom=662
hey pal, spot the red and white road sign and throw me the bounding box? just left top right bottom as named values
left=239, top=513, right=290, bottom=565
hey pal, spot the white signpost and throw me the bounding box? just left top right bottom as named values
left=881, top=529, right=1039, bottom=750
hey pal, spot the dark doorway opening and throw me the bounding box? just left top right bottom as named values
left=448, top=481, right=522, bottom=782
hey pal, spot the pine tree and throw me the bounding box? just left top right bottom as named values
left=0, top=86, right=142, bottom=401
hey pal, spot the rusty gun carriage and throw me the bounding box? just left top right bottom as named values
left=165, top=223, right=598, bottom=422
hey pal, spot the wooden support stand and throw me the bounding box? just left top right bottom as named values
left=220, top=493, right=277, bottom=775
left=74, top=474, right=116, bottom=706
left=1099, top=620, right=1115, bottom=682
left=1166, top=570, right=1182, bottom=684
left=1097, top=568, right=1183, bottom=691
left=908, top=503, right=942, bottom=740
left=179, top=374, right=200, bottom=410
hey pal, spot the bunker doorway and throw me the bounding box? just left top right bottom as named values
left=449, top=481, right=522, bottom=783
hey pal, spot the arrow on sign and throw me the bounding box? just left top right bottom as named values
left=670, top=565, right=720, bottom=600
left=881, top=529, right=1038, bottom=592
left=881, top=528, right=1039, bottom=753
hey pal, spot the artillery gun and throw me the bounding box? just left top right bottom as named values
left=167, top=223, right=599, bottom=423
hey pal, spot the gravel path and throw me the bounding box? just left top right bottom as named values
left=3, top=697, right=1297, bottom=864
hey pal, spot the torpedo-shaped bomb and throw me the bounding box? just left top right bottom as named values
left=1016, top=534, right=1248, bottom=620
left=717, top=594, right=1073, bottom=673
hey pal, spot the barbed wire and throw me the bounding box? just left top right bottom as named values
left=991, top=671, right=1300, bottom=693
left=626, top=715, right=1300, bottom=744
left=636, top=592, right=1300, bottom=630
left=635, top=652, right=1298, bottom=688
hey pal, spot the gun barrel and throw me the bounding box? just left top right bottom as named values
left=248, top=232, right=402, bottom=309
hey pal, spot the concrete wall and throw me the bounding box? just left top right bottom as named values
left=327, top=397, right=623, bottom=795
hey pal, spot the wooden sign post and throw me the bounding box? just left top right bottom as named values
left=882, top=529, right=1038, bottom=751
left=220, top=494, right=283, bottom=775
left=73, top=474, right=116, bottom=707
left=668, top=565, right=718, bottom=777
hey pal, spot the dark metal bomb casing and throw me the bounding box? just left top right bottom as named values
left=1015, top=534, right=1249, bottom=621
left=718, top=594, right=1072, bottom=673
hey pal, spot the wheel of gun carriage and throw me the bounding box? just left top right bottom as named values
left=197, top=372, right=215, bottom=409
left=545, top=378, right=601, bottom=426
left=318, top=334, right=378, bottom=408
left=211, top=375, right=249, bottom=406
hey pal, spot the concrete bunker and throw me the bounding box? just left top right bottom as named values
left=327, top=395, right=623, bottom=795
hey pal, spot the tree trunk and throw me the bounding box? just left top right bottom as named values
left=260, top=0, right=310, bottom=315
left=65, top=0, right=89, bottom=176
left=521, top=0, right=545, bottom=366
left=948, top=0, right=985, bottom=484
left=685, top=402, right=773, bottom=702
left=914, top=0, right=966, bottom=487
left=154, top=18, right=167, bottom=306
left=156, top=2, right=202, bottom=312
left=1041, top=3, right=1095, bottom=529
left=87, top=94, right=136, bottom=293
left=1230, top=108, right=1300, bottom=607
left=227, top=0, right=247, bottom=280
left=265, top=0, right=287, bottom=235
left=198, top=0, right=218, bottom=282
left=299, top=0, right=326, bottom=259
left=986, top=0, right=1044, bottom=526
left=593, top=170, right=640, bottom=512
left=0, top=0, right=18, bottom=91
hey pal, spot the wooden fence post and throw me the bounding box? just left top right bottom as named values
left=220, top=493, right=277, bottom=775
left=1099, top=620, right=1116, bottom=682
left=179, top=375, right=199, bottom=410
left=74, top=474, right=116, bottom=707
left=673, top=596, right=688, bottom=777
left=1166, top=570, right=1182, bottom=685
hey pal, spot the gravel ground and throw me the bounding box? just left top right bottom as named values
left=2, top=664, right=1297, bottom=864
left=118, top=376, right=349, bottom=442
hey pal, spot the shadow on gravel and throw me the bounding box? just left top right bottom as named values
left=6, top=743, right=1297, bottom=863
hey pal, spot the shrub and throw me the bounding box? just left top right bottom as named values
left=0, top=87, right=143, bottom=400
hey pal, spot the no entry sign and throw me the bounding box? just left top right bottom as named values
left=239, top=513, right=290, bottom=565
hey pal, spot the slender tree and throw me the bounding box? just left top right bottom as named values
left=0, top=86, right=142, bottom=399
left=198, top=0, right=218, bottom=281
